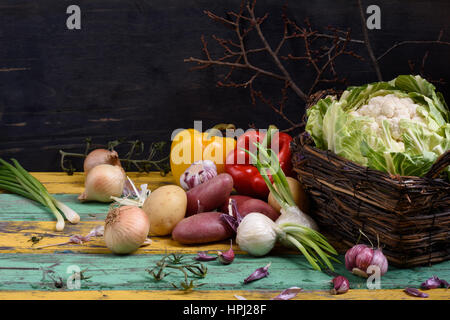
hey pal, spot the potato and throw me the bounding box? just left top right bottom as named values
left=186, top=173, right=234, bottom=216
left=172, top=212, right=233, bottom=244
left=218, top=195, right=253, bottom=214
left=239, top=199, right=280, bottom=221
left=142, top=185, right=187, bottom=236
left=268, top=177, right=309, bottom=213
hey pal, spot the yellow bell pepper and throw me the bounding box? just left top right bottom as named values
left=170, top=125, right=236, bottom=186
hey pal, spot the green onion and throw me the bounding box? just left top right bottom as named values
left=240, top=131, right=338, bottom=271
left=0, top=158, right=80, bottom=231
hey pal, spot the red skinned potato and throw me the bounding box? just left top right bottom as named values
left=238, top=199, right=280, bottom=221
left=186, top=173, right=234, bottom=216
left=219, top=195, right=253, bottom=213
left=172, top=212, right=233, bottom=244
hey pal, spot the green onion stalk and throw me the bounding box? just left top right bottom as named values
left=235, top=128, right=338, bottom=271
left=0, top=158, right=80, bottom=231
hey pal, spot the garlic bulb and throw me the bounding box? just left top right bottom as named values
left=180, top=160, right=217, bottom=190
left=236, top=213, right=278, bottom=256
left=355, top=247, right=374, bottom=271
left=104, top=205, right=150, bottom=254
left=78, top=164, right=126, bottom=202
left=84, top=149, right=122, bottom=175
left=345, top=244, right=389, bottom=277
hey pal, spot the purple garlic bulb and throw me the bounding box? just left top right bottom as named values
left=180, top=160, right=217, bottom=190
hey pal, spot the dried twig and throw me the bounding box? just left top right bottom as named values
left=185, top=0, right=362, bottom=132
left=357, top=0, right=382, bottom=81
left=59, top=138, right=170, bottom=175
left=377, top=37, right=450, bottom=61
left=185, top=0, right=448, bottom=132
left=407, top=30, right=447, bottom=85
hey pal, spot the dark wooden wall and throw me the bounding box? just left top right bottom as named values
left=0, top=0, right=449, bottom=171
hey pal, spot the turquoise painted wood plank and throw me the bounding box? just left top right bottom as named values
left=0, top=194, right=109, bottom=221
left=0, top=253, right=448, bottom=291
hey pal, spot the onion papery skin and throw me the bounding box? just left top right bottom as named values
left=236, top=212, right=278, bottom=256
left=104, top=205, right=150, bottom=254
left=78, top=164, right=126, bottom=203
left=84, top=149, right=122, bottom=175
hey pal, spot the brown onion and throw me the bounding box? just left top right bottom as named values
left=78, top=164, right=126, bottom=202
left=104, top=205, right=150, bottom=254
left=84, top=149, right=122, bottom=175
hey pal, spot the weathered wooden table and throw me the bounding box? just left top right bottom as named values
left=0, top=172, right=448, bottom=300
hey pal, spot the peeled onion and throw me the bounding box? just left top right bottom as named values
left=84, top=149, right=122, bottom=175
left=236, top=213, right=278, bottom=256
left=78, top=164, right=126, bottom=202
left=104, top=205, right=150, bottom=254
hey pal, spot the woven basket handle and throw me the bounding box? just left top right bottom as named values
left=425, top=150, right=450, bottom=179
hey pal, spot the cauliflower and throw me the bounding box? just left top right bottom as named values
left=351, top=94, right=425, bottom=149
left=306, top=75, right=450, bottom=178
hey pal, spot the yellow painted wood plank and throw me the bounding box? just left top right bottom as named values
left=0, top=289, right=447, bottom=300
left=0, top=221, right=253, bottom=254
left=0, top=172, right=175, bottom=194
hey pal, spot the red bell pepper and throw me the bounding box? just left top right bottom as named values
left=225, top=128, right=293, bottom=198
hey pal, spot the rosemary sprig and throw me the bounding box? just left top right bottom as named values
left=146, top=253, right=208, bottom=291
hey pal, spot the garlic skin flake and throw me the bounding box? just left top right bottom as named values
left=180, top=160, right=217, bottom=190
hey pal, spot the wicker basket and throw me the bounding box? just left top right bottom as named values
left=291, top=132, right=450, bottom=268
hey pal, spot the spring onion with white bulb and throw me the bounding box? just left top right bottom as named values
left=236, top=129, right=338, bottom=271
left=0, top=158, right=80, bottom=231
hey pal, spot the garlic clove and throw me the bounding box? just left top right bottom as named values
left=243, top=262, right=271, bottom=284
left=217, top=241, right=235, bottom=265
left=355, top=247, right=374, bottom=271
left=195, top=251, right=218, bottom=262
left=330, top=276, right=350, bottom=295
left=369, top=248, right=388, bottom=276
left=345, top=244, right=368, bottom=271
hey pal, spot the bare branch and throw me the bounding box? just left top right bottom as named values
left=357, top=0, right=383, bottom=81
left=377, top=39, right=450, bottom=61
